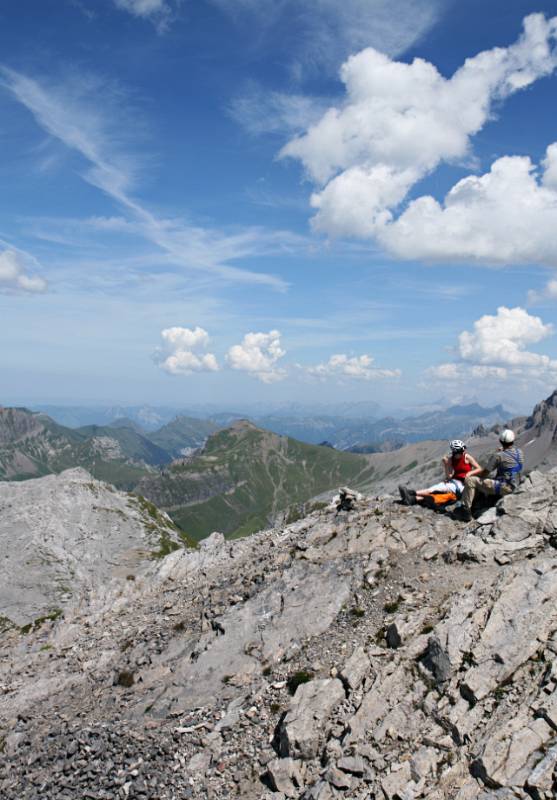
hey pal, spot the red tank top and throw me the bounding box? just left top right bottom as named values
left=452, top=453, right=472, bottom=481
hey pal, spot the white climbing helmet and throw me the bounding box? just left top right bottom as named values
left=449, top=439, right=466, bottom=452
left=499, top=429, right=515, bottom=444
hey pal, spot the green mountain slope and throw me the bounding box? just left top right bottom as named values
left=76, top=424, right=171, bottom=466
left=137, top=420, right=377, bottom=540
left=147, top=415, right=219, bottom=457
left=0, top=407, right=150, bottom=489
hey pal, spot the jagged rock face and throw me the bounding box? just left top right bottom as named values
left=0, top=407, right=61, bottom=478
left=513, top=390, right=557, bottom=472
left=0, top=406, right=45, bottom=445
left=3, top=472, right=557, bottom=798
left=526, top=390, right=557, bottom=434
left=0, top=468, right=184, bottom=625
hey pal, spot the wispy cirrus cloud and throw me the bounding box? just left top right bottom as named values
left=528, top=279, right=557, bottom=306
left=223, top=1, right=446, bottom=140
left=229, top=82, right=330, bottom=138
left=212, top=0, right=445, bottom=75
left=0, top=67, right=290, bottom=290
left=112, top=0, right=174, bottom=31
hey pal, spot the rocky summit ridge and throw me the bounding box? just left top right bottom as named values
left=0, top=468, right=186, bottom=626
left=3, top=467, right=557, bottom=798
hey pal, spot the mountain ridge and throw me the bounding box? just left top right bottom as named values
left=138, top=421, right=377, bottom=540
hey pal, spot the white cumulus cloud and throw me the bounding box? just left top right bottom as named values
left=0, top=249, right=47, bottom=294
left=380, top=147, right=557, bottom=265
left=282, top=13, right=557, bottom=248
left=458, top=306, right=554, bottom=369
left=426, top=306, right=557, bottom=386
left=543, top=142, right=557, bottom=189
left=227, top=330, right=286, bottom=383
left=308, top=353, right=401, bottom=381
left=156, top=326, right=219, bottom=375
left=427, top=363, right=460, bottom=381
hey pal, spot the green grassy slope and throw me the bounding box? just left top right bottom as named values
left=138, top=421, right=376, bottom=540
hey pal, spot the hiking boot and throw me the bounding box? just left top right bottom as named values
left=454, top=506, right=473, bottom=522
left=398, top=485, right=416, bottom=506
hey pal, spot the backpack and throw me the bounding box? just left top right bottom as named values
left=494, top=448, right=523, bottom=493
left=422, top=491, right=458, bottom=512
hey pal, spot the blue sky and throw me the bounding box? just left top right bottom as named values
left=1, top=0, right=557, bottom=411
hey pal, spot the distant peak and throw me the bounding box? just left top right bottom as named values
left=229, top=419, right=258, bottom=432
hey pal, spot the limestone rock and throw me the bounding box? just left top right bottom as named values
left=339, top=647, right=370, bottom=691
left=149, top=559, right=356, bottom=715
left=381, top=762, right=418, bottom=799
left=325, top=765, right=352, bottom=789
left=4, top=453, right=557, bottom=800
left=336, top=755, right=366, bottom=776
left=526, top=744, right=557, bottom=793
left=279, top=679, right=345, bottom=760
left=0, top=469, right=183, bottom=624
left=302, top=781, right=333, bottom=800
left=420, top=636, right=452, bottom=684
left=472, top=715, right=552, bottom=787
left=461, top=561, right=557, bottom=702
left=266, top=757, right=305, bottom=797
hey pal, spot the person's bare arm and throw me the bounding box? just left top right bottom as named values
left=442, top=455, right=452, bottom=479
left=465, top=453, right=483, bottom=478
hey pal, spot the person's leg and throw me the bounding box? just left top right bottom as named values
left=398, top=485, right=417, bottom=505
left=416, top=481, right=452, bottom=498
left=478, top=480, right=512, bottom=500
left=461, top=477, right=509, bottom=518
left=461, top=476, right=482, bottom=512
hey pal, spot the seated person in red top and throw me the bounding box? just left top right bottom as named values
left=399, top=440, right=482, bottom=506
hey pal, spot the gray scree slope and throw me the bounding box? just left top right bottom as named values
left=0, top=468, right=182, bottom=625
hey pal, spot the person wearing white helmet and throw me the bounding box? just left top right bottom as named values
left=399, top=439, right=481, bottom=507
left=457, top=429, right=523, bottom=521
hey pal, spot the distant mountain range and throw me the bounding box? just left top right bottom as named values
left=3, top=392, right=555, bottom=544
left=0, top=407, right=217, bottom=488
left=33, top=405, right=183, bottom=431
left=32, top=401, right=511, bottom=451
left=232, top=402, right=510, bottom=450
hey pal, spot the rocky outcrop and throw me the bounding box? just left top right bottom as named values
left=2, top=470, right=557, bottom=798
left=0, top=406, right=46, bottom=445
left=525, top=389, right=557, bottom=437
left=0, top=468, right=184, bottom=625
